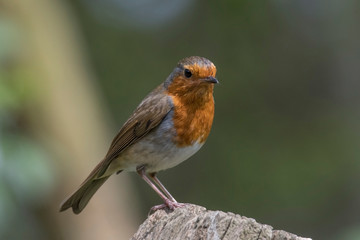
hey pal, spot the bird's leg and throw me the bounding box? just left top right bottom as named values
left=136, top=166, right=170, bottom=203
left=149, top=172, right=186, bottom=210
left=149, top=172, right=177, bottom=203
left=136, top=166, right=185, bottom=213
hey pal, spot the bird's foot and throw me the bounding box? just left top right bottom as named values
left=148, top=199, right=186, bottom=215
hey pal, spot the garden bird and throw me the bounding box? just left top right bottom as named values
left=60, top=56, right=218, bottom=214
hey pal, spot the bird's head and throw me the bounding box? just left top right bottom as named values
left=165, top=56, right=218, bottom=100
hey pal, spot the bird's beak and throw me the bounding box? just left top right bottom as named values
left=203, top=76, right=219, bottom=84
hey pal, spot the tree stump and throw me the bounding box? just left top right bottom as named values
left=132, top=204, right=311, bottom=240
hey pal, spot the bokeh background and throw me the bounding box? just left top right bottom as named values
left=1, top=0, right=359, bottom=239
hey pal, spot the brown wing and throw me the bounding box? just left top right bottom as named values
left=60, top=84, right=172, bottom=214
left=93, top=84, right=172, bottom=178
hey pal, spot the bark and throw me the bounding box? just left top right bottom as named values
left=132, top=204, right=311, bottom=240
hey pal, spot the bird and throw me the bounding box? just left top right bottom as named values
left=60, top=56, right=218, bottom=214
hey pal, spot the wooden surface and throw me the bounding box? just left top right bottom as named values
left=132, top=204, right=311, bottom=240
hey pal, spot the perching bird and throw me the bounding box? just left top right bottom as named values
left=60, top=56, right=218, bottom=214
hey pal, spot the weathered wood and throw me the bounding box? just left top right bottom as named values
left=132, top=204, right=311, bottom=240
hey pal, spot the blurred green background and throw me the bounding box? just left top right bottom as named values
left=1, top=0, right=359, bottom=239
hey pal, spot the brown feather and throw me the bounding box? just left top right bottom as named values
left=97, top=83, right=172, bottom=177
left=59, top=176, right=109, bottom=214
left=59, top=84, right=172, bottom=213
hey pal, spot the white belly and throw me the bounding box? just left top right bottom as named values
left=119, top=138, right=204, bottom=173
left=104, top=111, right=204, bottom=175
left=122, top=141, right=203, bottom=172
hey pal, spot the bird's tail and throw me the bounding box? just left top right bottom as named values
left=59, top=175, right=110, bottom=214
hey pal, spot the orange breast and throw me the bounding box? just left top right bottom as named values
left=168, top=90, right=215, bottom=147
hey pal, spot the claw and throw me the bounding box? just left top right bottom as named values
left=148, top=200, right=186, bottom=215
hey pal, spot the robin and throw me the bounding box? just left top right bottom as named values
left=60, top=56, right=218, bottom=214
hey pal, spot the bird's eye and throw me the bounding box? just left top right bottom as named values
left=184, top=69, right=192, bottom=78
